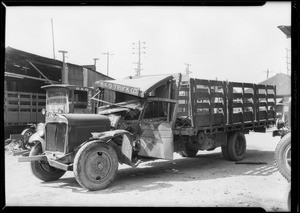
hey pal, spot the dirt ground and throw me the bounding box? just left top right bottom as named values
left=4, top=129, right=290, bottom=210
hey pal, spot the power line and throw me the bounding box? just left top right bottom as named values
left=262, top=69, right=274, bottom=79
left=51, top=18, right=56, bottom=60
left=102, top=52, right=114, bottom=76
left=184, top=63, right=191, bottom=76
left=133, top=40, right=146, bottom=76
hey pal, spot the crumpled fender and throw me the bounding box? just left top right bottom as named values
left=28, top=132, right=45, bottom=152
left=21, top=128, right=31, bottom=136
left=21, top=124, right=36, bottom=136
left=79, top=129, right=135, bottom=166
left=90, top=129, right=133, bottom=141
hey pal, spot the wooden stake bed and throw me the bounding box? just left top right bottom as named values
left=175, top=78, right=276, bottom=135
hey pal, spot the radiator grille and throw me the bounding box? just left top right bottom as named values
left=45, top=123, right=66, bottom=152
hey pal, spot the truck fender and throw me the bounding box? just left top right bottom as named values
left=21, top=128, right=31, bottom=136
left=79, top=130, right=134, bottom=166
left=90, top=129, right=133, bottom=141
left=28, top=132, right=45, bottom=152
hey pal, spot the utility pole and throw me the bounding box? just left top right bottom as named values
left=51, top=18, right=56, bottom=59
left=102, top=52, right=113, bottom=76
left=262, top=69, right=274, bottom=79
left=58, top=50, right=68, bottom=84
left=285, top=48, right=291, bottom=75
left=93, top=58, right=99, bottom=70
left=133, top=40, right=146, bottom=76
left=185, top=63, right=191, bottom=76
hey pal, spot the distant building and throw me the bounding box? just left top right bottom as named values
left=259, top=73, right=291, bottom=103
left=4, top=46, right=113, bottom=136
left=5, top=46, right=112, bottom=93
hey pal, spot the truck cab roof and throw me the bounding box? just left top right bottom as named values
left=94, top=74, right=177, bottom=98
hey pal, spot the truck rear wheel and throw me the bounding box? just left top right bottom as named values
left=222, top=131, right=246, bottom=161
left=30, top=142, right=66, bottom=181
left=73, top=142, right=118, bottom=191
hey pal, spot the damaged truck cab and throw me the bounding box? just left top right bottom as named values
left=19, top=73, right=276, bottom=191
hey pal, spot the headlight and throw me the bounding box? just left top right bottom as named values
left=42, top=108, right=46, bottom=115
left=36, top=123, right=45, bottom=137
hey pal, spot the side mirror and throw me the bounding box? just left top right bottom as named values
left=41, top=108, right=46, bottom=115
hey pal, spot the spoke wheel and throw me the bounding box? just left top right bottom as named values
left=73, top=142, right=118, bottom=191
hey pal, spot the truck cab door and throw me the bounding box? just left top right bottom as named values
left=138, top=100, right=174, bottom=160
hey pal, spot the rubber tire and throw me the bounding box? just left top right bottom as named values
left=179, top=139, right=198, bottom=157
left=275, top=132, right=291, bottom=182
left=223, top=131, right=246, bottom=161
left=30, top=142, right=66, bottom=182
left=221, top=145, right=231, bottom=160
left=73, top=142, right=118, bottom=191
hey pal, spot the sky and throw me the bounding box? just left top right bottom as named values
left=5, top=2, right=291, bottom=83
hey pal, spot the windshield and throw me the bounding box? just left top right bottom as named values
left=46, top=88, right=69, bottom=114
left=47, top=89, right=67, bottom=104
left=95, top=89, right=144, bottom=120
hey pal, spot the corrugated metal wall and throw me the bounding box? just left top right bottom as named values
left=67, top=63, right=113, bottom=87
left=67, top=63, right=84, bottom=86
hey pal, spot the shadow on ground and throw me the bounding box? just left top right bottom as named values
left=41, top=149, right=278, bottom=194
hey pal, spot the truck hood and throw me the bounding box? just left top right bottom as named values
left=60, top=113, right=110, bottom=126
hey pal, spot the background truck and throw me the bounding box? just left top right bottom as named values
left=19, top=73, right=276, bottom=191
left=6, top=84, right=96, bottom=155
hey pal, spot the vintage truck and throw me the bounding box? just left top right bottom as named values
left=19, top=73, right=276, bottom=191
left=8, top=84, right=96, bottom=155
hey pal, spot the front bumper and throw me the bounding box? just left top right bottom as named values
left=18, top=154, right=73, bottom=171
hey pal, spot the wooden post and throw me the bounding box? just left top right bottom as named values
left=36, top=93, right=38, bottom=123
left=189, top=78, right=195, bottom=128
left=17, top=93, right=20, bottom=124
left=228, top=83, right=233, bottom=124
left=253, top=84, right=258, bottom=121
left=208, top=80, right=212, bottom=130
left=241, top=83, right=245, bottom=124
left=223, top=81, right=228, bottom=125
left=30, top=93, right=32, bottom=122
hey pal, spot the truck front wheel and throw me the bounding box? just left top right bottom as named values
left=275, top=132, right=291, bottom=182
left=73, top=142, right=118, bottom=191
left=222, top=131, right=246, bottom=161
left=30, top=142, right=66, bottom=181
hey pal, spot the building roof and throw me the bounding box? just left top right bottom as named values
left=259, top=73, right=291, bottom=96
left=5, top=46, right=111, bottom=78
